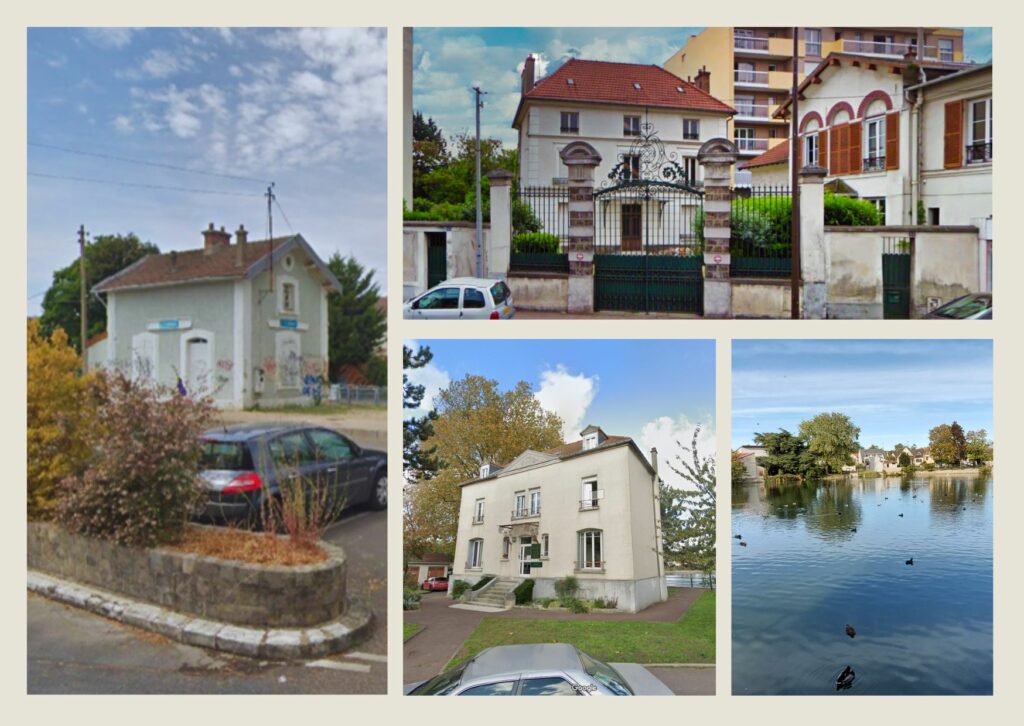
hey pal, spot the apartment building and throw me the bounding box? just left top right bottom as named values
left=450, top=425, right=668, bottom=613
left=663, top=27, right=966, bottom=184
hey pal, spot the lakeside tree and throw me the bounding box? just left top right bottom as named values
left=731, top=450, right=748, bottom=486
left=898, top=449, right=912, bottom=468
left=325, top=254, right=385, bottom=380
left=965, top=429, right=992, bottom=465
left=403, top=374, right=564, bottom=557
left=753, top=429, right=819, bottom=478
left=929, top=424, right=957, bottom=466
left=950, top=421, right=967, bottom=464
left=665, top=426, right=716, bottom=581
left=39, top=233, right=159, bottom=353
left=798, top=413, right=861, bottom=474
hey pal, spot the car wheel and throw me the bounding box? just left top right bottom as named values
left=369, top=474, right=387, bottom=510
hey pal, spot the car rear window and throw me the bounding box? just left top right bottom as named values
left=200, top=441, right=253, bottom=471
left=490, top=282, right=510, bottom=305
left=932, top=295, right=991, bottom=319
left=579, top=651, right=633, bottom=695
left=463, top=288, right=486, bottom=309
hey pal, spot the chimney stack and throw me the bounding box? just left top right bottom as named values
left=651, top=447, right=659, bottom=477
left=521, top=54, right=536, bottom=96
left=202, top=223, right=230, bottom=254
left=695, top=66, right=711, bottom=93
left=235, top=224, right=248, bottom=267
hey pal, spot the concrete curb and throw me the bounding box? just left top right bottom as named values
left=28, top=570, right=373, bottom=661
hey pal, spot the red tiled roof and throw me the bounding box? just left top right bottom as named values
left=85, top=330, right=108, bottom=349
left=522, top=58, right=735, bottom=115
left=738, top=139, right=789, bottom=170
left=94, top=237, right=293, bottom=292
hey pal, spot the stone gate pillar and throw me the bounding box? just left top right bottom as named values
left=799, top=165, right=828, bottom=319
left=559, top=142, right=602, bottom=314
left=486, top=169, right=513, bottom=277
left=697, top=138, right=739, bottom=319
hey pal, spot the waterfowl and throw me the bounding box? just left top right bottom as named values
left=898, top=513, right=904, bottom=517
left=845, top=624, right=856, bottom=638
left=739, top=541, right=748, bottom=547
left=734, top=534, right=742, bottom=540
left=906, top=557, right=914, bottom=566
left=850, top=527, right=857, bottom=533
left=836, top=665, right=856, bottom=690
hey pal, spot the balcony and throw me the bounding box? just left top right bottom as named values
left=837, top=39, right=958, bottom=63
left=966, top=141, right=993, bottom=165
left=734, top=69, right=802, bottom=92
left=579, top=498, right=601, bottom=511
left=734, top=34, right=802, bottom=58
left=733, top=103, right=784, bottom=123
left=862, top=155, right=887, bottom=172
left=510, top=507, right=541, bottom=521
left=734, top=137, right=769, bottom=154
left=472, top=515, right=484, bottom=525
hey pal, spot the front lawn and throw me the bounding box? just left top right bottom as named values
left=404, top=623, right=424, bottom=641
left=447, top=590, right=715, bottom=668
left=247, top=401, right=385, bottom=416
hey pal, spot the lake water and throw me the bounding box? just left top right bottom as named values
left=732, top=475, right=992, bottom=695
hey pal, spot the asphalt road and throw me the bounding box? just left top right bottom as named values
left=27, top=506, right=387, bottom=694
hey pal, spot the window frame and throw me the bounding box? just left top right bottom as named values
left=864, top=116, right=886, bottom=171
left=803, top=133, right=819, bottom=167
left=467, top=538, right=483, bottom=569
left=529, top=488, right=541, bottom=515
left=623, top=115, right=641, bottom=137
left=577, top=528, right=604, bottom=571
left=966, top=96, right=993, bottom=164
left=473, top=498, right=485, bottom=524
left=682, top=118, right=700, bottom=140
left=560, top=111, right=579, bottom=135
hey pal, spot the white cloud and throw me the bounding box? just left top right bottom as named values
left=639, top=415, right=716, bottom=491
left=228, top=64, right=243, bottom=77
left=534, top=365, right=597, bottom=441
left=83, top=28, right=135, bottom=50
left=291, top=70, right=329, bottom=97
left=112, top=115, right=134, bottom=133
left=140, top=48, right=188, bottom=79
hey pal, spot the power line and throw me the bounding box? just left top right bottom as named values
left=29, top=172, right=264, bottom=197
left=273, top=197, right=295, bottom=233
left=28, top=141, right=271, bottom=185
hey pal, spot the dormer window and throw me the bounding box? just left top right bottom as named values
left=480, top=463, right=491, bottom=478
left=633, top=82, right=641, bottom=90
left=583, top=433, right=598, bottom=451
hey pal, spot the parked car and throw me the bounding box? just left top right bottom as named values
left=403, top=277, right=515, bottom=320
left=197, top=423, right=387, bottom=526
left=404, top=643, right=673, bottom=695
left=925, top=292, right=992, bottom=320
left=421, top=576, right=449, bottom=592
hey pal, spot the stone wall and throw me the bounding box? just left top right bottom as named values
left=732, top=279, right=794, bottom=319
left=28, top=522, right=347, bottom=629
left=507, top=273, right=569, bottom=312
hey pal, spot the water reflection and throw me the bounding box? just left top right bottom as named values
left=732, top=475, right=993, bottom=695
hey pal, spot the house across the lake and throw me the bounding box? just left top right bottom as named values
left=89, top=223, right=342, bottom=409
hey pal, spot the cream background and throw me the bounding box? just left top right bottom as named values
left=2, top=2, right=1018, bottom=722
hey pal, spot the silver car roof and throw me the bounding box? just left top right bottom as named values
left=463, top=644, right=583, bottom=682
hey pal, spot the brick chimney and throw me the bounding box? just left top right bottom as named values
left=521, top=54, right=536, bottom=96
left=235, top=223, right=248, bottom=267
left=202, top=223, right=230, bottom=254
left=695, top=66, right=711, bottom=93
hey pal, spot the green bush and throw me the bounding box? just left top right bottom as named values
left=562, top=597, right=590, bottom=614
left=513, top=578, right=535, bottom=604
left=512, top=199, right=543, bottom=236
left=512, top=232, right=561, bottom=254
left=553, top=575, right=580, bottom=600
left=537, top=597, right=555, bottom=608
left=471, top=574, right=495, bottom=591
left=450, top=580, right=470, bottom=599
left=591, top=596, right=619, bottom=610
left=824, top=194, right=881, bottom=226
left=403, top=589, right=422, bottom=610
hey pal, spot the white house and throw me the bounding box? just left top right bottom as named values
left=90, top=223, right=342, bottom=409
left=734, top=445, right=767, bottom=480
left=451, top=425, right=668, bottom=613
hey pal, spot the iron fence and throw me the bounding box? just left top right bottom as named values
left=730, top=185, right=792, bottom=278
left=512, top=186, right=570, bottom=273
left=517, top=186, right=569, bottom=247
left=329, top=384, right=387, bottom=406
left=594, top=181, right=703, bottom=256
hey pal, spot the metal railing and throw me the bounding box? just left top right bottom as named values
left=735, top=137, right=769, bottom=152
left=730, top=185, right=792, bottom=279
left=966, top=141, right=993, bottom=164
left=863, top=155, right=887, bottom=172
left=734, top=35, right=769, bottom=51
left=734, top=69, right=768, bottom=84
left=510, top=508, right=540, bottom=520
left=579, top=498, right=601, bottom=511
left=840, top=39, right=952, bottom=61
left=329, top=384, right=386, bottom=406
left=513, top=186, right=571, bottom=273
left=734, top=103, right=772, bottom=118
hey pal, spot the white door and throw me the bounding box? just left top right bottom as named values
left=187, top=338, right=209, bottom=394
left=519, top=536, right=533, bottom=576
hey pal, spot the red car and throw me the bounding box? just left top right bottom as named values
left=421, top=576, right=449, bottom=592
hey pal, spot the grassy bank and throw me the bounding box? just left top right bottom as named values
left=447, top=590, right=715, bottom=669
left=404, top=623, right=424, bottom=641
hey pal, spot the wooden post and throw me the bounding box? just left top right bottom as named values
left=78, top=224, right=87, bottom=369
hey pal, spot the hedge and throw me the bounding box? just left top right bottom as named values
left=471, top=574, right=495, bottom=591
left=512, top=232, right=560, bottom=253
left=513, top=579, right=535, bottom=604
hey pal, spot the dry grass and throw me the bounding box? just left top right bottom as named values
left=169, top=525, right=327, bottom=567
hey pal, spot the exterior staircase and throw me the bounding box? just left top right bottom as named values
left=468, top=577, right=520, bottom=609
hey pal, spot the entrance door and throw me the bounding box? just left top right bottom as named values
left=621, top=204, right=642, bottom=252
left=519, top=536, right=533, bottom=576
left=882, top=238, right=912, bottom=319
left=186, top=338, right=209, bottom=394
left=426, top=232, right=447, bottom=289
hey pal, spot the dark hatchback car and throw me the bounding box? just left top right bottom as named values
left=197, top=423, right=387, bottom=525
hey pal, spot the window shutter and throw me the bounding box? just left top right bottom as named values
left=885, top=111, right=899, bottom=170
left=819, top=130, right=828, bottom=171
left=944, top=99, right=964, bottom=169
left=836, top=124, right=849, bottom=175
left=795, top=135, right=802, bottom=168
left=828, top=127, right=838, bottom=175
left=530, top=542, right=541, bottom=559
left=848, top=120, right=862, bottom=174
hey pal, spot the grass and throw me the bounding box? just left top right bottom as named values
left=168, top=525, right=327, bottom=566
left=447, top=590, right=715, bottom=669
left=404, top=623, right=425, bottom=641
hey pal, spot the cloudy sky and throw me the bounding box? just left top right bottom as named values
left=404, top=338, right=716, bottom=490
left=732, top=339, right=993, bottom=450
left=412, top=26, right=994, bottom=147
left=27, top=27, right=387, bottom=313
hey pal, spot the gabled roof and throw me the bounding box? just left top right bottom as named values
left=513, top=58, right=735, bottom=129
left=93, top=234, right=342, bottom=294
left=738, top=139, right=789, bottom=170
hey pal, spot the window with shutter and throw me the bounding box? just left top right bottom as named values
left=835, top=124, right=849, bottom=175
left=848, top=120, right=862, bottom=174
left=819, top=129, right=829, bottom=170
left=944, top=100, right=964, bottom=169
left=885, top=111, right=899, bottom=170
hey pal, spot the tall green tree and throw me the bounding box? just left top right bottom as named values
left=403, top=344, right=440, bottom=483
left=798, top=413, right=861, bottom=474
left=665, top=426, right=716, bottom=581
left=753, top=429, right=820, bottom=477
left=965, top=429, right=992, bottom=465
left=950, top=421, right=967, bottom=464
left=412, top=111, right=450, bottom=183
left=929, top=424, right=957, bottom=466
left=39, top=233, right=159, bottom=352
left=898, top=450, right=912, bottom=468
left=325, top=254, right=385, bottom=379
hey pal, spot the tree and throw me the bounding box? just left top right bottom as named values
left=950, top=421, right=967, bottom=464
left=753, top=429, right=819, bottom=477
left=731, top=450, right=748, bottom=486
left=403, top=375, right=564, bottom=556
left=798, top=413, right=861, bottom=474
left=412, top=111, right=450, bottom=182
left=929, top=424, right=957, bottom=466
left=965, top=429, right=992, bottom=465
left=39, top=233, right=159, bottom=352
left=403, top=345, right=440, bottom=483
left=325, top=254, right=386, bottom=379
left=665, top=426, right=715, bottom=581
left=898, top=450, right=912, bottom=468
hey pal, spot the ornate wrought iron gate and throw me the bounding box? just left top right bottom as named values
left=592, top=122, right=704, bottom=314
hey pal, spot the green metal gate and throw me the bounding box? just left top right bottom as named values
left=592, top=121, right=704, bottom=314
left=882, top=236, right=911, bottom=319
left=426, top=232, right=447, bottom=289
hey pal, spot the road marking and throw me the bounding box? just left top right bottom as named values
left=305, top=659, right=371, bottom=673
left=345, top=651, right=387, bottom=664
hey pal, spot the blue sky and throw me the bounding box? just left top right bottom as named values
left=412, top=26, right=993, bottom=147
left=732, top=339, right=993, bottom=449
left=405, top=339, right=716, bottom=487
left=27, top=28, right=387, bottom=313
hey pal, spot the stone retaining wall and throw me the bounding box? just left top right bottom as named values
left=28, top=522, right=346, bottom=629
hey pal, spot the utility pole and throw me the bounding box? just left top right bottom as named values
left=266, top=183, right=275, bottom=289
left=790, top=28, right=801, bottom=320
left=473, top=85, right=486, bottom=278
left=78, top=224, right=88, bottom=369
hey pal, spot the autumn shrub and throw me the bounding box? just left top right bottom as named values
left=27, top=320, right=96, bottom=519
left=56, top=371, right=214, bottom=547
left=450, top=579, right=470, bottom=599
